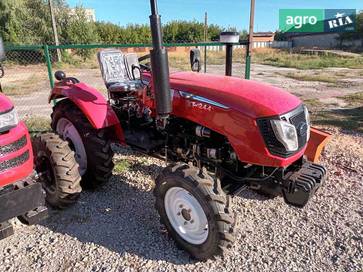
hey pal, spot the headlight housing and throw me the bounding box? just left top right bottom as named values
left=270, top=119, right=298, bottom=152
left=0, top=108, right=19, bottom=133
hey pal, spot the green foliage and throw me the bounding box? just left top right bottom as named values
left=164, top=20, right=204, bottom=43
left=274, top=30, right=288, bottom=41
left=0, top=1, right=249, bottom=60
left=0, top=0, right=33, bottom=44
left=254, top=49, right=363, bottom=69
left=339, top=11, right=363, bottom=41
left=61, top=6, right=99, bottom=59
left=0, top=0, right=69, bottom=44
left=95, top=22, right=122, bottom=44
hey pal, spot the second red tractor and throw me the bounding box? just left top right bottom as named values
left=0, top=38, right=81, bottom=239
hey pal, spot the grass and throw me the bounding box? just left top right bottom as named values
left=24, top=116, right=51, bottom=134
left=3, top=74, right=47, bottom=96
left=312, top=107, right=362, bottom=133
left=282, top=72, right=339, bottom=83
left=114, top=159, right=131, bottom=173
left=340, top=92, right=363, bottom=106
left=168, top=53, right=192, bottom=71
left=304, top=93, right=363, bottom=133
left=252, top=49, right=363, bottom=70
left=303, top=98, right=322, bottom=108
left=169, top=48, right=363, bottom=71
left=53, top=56, right=99, bottom=70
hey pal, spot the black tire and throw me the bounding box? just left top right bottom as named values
left=33, top=133, right=82, bottom=209
left=51, top=102, right=114, bottom=190
left=154, top=162, right=236, bottom=260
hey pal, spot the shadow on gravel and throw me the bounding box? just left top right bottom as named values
left=312, top=106, right=363, bottom=134
left=39, top=148, right=271, bottom=265
left=39, top=162, right=196, bottom=265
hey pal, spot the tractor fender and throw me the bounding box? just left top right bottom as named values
left=49, top=82, right=125, bottom=144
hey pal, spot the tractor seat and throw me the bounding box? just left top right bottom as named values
left=108, top=81, right=139, bottom=93
left=97, top=50, right=143, bottom=93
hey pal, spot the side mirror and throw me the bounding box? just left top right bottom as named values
left=0, top=37, right=5, bottom=62
left=190, top=48, right=201, bottom=72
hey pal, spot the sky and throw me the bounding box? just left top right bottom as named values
left=67, top=0, right=363, bottom=32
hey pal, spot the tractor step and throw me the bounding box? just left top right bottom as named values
left=0, top=221, right=14, bottom=240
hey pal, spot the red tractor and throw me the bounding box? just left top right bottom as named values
left=49, top=0, right=328, bottom=260
left=0, top=38, right=81, bottom=239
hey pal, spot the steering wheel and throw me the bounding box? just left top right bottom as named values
left=138, top=54, right=151, bottom=72
left=64, top=77, right=80, bottom=84
left=0, top=64, right=4, bottom=79
left=132, top=65, right=148, bottom=86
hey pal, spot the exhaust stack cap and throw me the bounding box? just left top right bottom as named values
left=220, top=32, right=240, bottom=44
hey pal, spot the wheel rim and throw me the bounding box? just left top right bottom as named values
left=56, top=118, right=87, bottom=176
left=164, top=187, right=209, bottom=245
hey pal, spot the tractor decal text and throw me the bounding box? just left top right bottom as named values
left=191, top=101, right=212, bottom=111
left=178, top=91, right=229, bottom=110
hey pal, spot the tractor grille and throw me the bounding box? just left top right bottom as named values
left=0, top=136, right=27, bottom=157
left=257, top=105, right=308, bottom=158
left=0, top=151, right=30, bottom=173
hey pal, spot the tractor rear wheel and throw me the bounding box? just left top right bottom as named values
left=33, top=133, right=82, bottom=209
left=154, top=163, right=236, bottom=260
left=51, top=102, right=114, bottom=190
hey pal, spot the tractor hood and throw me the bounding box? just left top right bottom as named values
left=0, top=93, right=14, bottom=113
left=169, top=72, right=301, bottom=118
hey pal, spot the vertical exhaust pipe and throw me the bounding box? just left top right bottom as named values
left=149, top=0, right=172, bottom=121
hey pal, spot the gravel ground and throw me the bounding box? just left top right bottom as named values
left=0, top=128, right=362, bottom=272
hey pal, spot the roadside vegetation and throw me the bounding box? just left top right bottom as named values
left=280, top=72, right=339, bottom=84
left=24, top=116, right=51, bottom=134
left=304, top=92, right=363, bottom=133
left=168, top=48, right=363, bottom=72
left=2, top=73, right=47, bottom=96
left=114, top=159, right=131, bottom=174
left=253, top=49, right=363, bottom=70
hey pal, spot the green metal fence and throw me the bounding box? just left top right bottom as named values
left=2, top=42, right=249, bottom=120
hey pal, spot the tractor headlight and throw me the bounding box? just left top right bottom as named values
left=303, top=105, right=311, bottom=141
left=270, top=119, right=298, bottom=152
left=0, top=108, right=19, bottom=133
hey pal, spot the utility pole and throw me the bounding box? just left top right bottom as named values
left=245, top=0, right=255, bottom=79
left=48, top=0, right=62, bottom=62
left=204, top=12, right=208, bottom=73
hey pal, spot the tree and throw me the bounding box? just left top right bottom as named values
left=0, top=0, right=69, bottom=45
left=274, top=30, right=288, bottom=41
left=95, top=22, right=122, bottom=44
left=164, top=20, right=204, bottom=43
left=60, top=6, right=99, bottom=59
left=208, top=24, right=223, bottom=41
left=339, top=11, right=363, bottom=40
left=0, top=0, right=31, bottom=44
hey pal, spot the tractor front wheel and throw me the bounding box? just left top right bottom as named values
left=33, top=133, right=82, bottom=209
left=154, top=163, right=236, bottom=260
left=51, top=102, right=114, bottom=190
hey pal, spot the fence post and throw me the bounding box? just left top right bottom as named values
left=204, top=47, right=207, bottom=73
left=204, top=12, right=208, bottom=73
left=44, top=44, right=54, bottom=89
left=245, top=54, right=251, bottom=79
